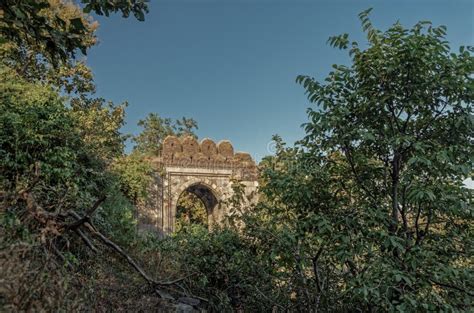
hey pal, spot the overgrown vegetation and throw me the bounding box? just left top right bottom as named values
left=1, top=3, right=472, bottom=312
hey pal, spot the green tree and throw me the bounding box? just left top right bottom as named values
left=0, top=0, right=148, bottom=70
left=2, top=1, right=132, bottom=165
left=111, top=152, right=153, bottom=204
left=70, top=96, right=127, bottom=162
left=290, top=9, right=473, bottom=311
left=133, top=113, right=198, bottom=155
left=0, top=64, right=109, bottom=218
left=176, top=191, right=208, bottom=228
left=1, top=0, right=96, bottom=94
left=1, top=0, right=150, bottom=98
left=175, top=116, right=199, bottom=137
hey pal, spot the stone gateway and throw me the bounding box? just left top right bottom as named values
left=138, top=136, right=258, bottom=235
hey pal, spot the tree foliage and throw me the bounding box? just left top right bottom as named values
left=0, top=65, right=108, bottom=208
left=155, top=224, right=279, bottom=312
left=0, top=0, right=148, bottom=67
left=70, top=96, right=127, bottom=162
left=290, top=11, right=473, bottom=311
left=1, top=0, right=149, bottom=98
left=111, top=152, right=153, bottom=204
left=0, top=59, right=145, bottom=312
left=133, top=113, right=199, bottom=155
left=176, top=191, right=208, bottom=228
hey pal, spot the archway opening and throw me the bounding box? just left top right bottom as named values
left=175, top=183, right=219, bottom=229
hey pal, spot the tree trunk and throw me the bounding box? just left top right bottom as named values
left=390, top=152, right=400, bottom=233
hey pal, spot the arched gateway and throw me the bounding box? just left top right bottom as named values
left=137, top=136, right=259, bottom=235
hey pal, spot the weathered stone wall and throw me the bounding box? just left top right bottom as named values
left=137, top=136, right=259, bottom=235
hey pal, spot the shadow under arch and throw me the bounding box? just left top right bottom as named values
left=175, top=182, right=220, bottom=227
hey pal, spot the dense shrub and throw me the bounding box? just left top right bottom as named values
left=0, top=66, right=108, bottom=211
left=0, top=65, right=147, bottom=311
left=153, top=224, right=284, bottom=311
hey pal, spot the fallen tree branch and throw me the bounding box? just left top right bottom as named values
left=13, top=186, right=194, bottom=301
left=67, top=196, right=106, bottom=230
left=66, top=210, right=206, bottom=301
left=158, top=273, right=198, bottom=286
left=75, top=228, right=98, bottom=253
left=7, top=192, right=205, bottom=304
left=68, top=211, right=156, bottom=284
left=93, top=225, right=155, bottom=283
left=430, top=279, right=474, bottom=297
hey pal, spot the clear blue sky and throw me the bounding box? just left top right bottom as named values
left=86, top=0, right=473, bottom=161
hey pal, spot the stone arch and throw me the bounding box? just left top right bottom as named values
left=170, top=177, right=224, bottom=206
left=175, top=182, right=220, bottom=226
left=169, top=177, right=229, bottom=231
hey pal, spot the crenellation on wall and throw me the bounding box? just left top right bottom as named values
left=158, top=135, right=258, bottom=181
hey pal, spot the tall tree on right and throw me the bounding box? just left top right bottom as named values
left=293, top=9, right=473, bottom=311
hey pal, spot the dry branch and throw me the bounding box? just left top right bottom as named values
left=75, top=228, right=98, bottom=253
left=66, top=210, right=199, bottom=301
left=17, top=190, right=200, bottom=303
left=67, top=196, right=106, bottom=230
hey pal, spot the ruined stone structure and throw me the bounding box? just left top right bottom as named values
left=138, top=136, right=258, bottom=235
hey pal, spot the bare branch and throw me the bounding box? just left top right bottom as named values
left=430, top=279, right=474, bottom=297
left=67, top=195, right=106, bottom=230
left=75, top=228, right=98, bottom=253
left=312, top=245, right=325, bottom=293
left=415, top=202, right=422, bottom=245
left=68, top=210, right=156, bottom=285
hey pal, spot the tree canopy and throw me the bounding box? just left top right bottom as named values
left=0, top=0, right=148, bottom=67
left=133, top=113, right=199, bottom=155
